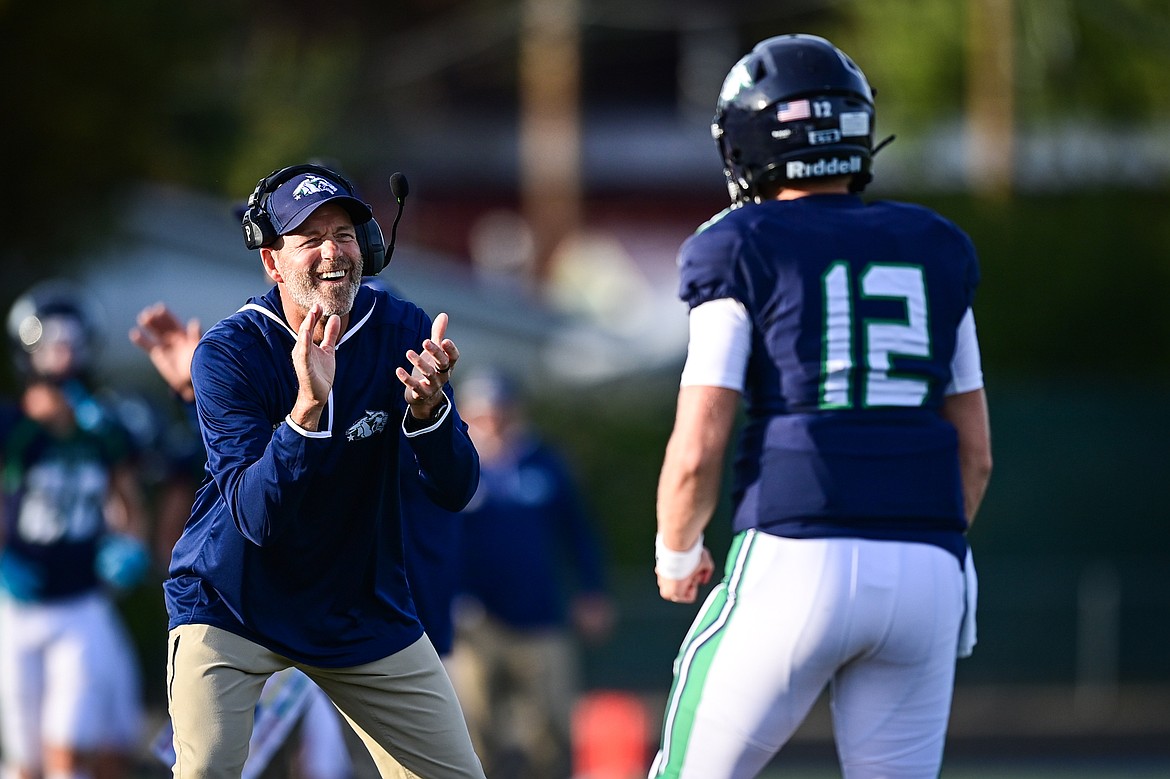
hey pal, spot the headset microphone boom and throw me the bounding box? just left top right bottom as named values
left=382, top=172, right=409, bottom=273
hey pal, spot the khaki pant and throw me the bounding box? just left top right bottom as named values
left=447, top=615, right=577, bottom=779
left=167, top=624, right=484, bottom=779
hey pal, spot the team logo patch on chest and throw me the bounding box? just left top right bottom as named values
left=346, top=410, right=389, bottom=441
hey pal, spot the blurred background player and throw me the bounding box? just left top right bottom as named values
left=0, top=280, right=150, bottom=779
left=447, top=370, right=614, bottom=779
left=650, top=34, right=992, bottom=779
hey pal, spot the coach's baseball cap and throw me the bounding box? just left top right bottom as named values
left=267, top=171, right=373, bottom=236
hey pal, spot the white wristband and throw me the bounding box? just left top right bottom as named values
left=655, top=533, right=704, bottom=580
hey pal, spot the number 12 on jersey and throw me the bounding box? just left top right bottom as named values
left=820, top=262, right=931, bottom=409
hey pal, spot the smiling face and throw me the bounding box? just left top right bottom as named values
left=261, top=203, right=364, bottom=329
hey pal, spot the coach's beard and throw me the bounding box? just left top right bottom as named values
left=287, top=260, right=363, bottom=318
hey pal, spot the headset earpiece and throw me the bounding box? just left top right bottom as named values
left=240, top=167, right=291, bottom=251
left=358, top=220, right=387, bottom=276
left=241, top=204, right=278, bottom=251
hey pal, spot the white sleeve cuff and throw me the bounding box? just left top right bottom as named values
left=284, top=415, right=331, bottom=439
left=402, top=394, right=452, bottom=437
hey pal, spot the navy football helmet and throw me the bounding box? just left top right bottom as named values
left=6, top=279, right=104, bottom=382
left=713, top=34, right=882, bottom=204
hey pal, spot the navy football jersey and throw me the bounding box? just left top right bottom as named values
left=456, top=436, right=607, bottom=631
left=1, top=403, right=132, bottom=600
left=679, top=194, right=980, bottom=560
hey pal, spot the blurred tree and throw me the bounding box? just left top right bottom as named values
left=4, top=0, right=1170, bottom=369
left=836, top=0, right=1170, bottom=132
left=1, top=2, right=247, bottom=263
left=926, top=190, right=1170, bottom=383
left=0, top=0, right=466, bottom=268
left=1017, top=0, right=1170, bottom=123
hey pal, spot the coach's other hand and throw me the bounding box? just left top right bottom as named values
left=399, top=312, right=459, bottom=419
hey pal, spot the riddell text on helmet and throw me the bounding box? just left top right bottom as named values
left=786, top=155, right=862, bottom=179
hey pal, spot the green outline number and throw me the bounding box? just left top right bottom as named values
left=820, top=262, right=930, bottom=409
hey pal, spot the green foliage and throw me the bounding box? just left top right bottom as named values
left=915, top=190, right=1170, bottom=382
left=830, top=0, right=1170, bottom=129
left=0, top=1, right=380, bottom=269
left=835, top=1, right=968, bottom=132
left=1, top=2, right=246, bottom=266
left=5, top=0, right=1170, bottom=272
left=529, top=385, right=678, bottom=568
left=1019, top=0, right=1170, bottom=122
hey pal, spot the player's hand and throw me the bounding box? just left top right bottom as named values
left=572, top=593, right=616, bottom=645
left=291, top=304, right=341, bottom=429
left=657, top=547, right=715, bottom=604
left=21, top=382, right=75, bottom=434
left=129, top=303, right=201, bottom=402
left=398, top=312, right=459, bottom=419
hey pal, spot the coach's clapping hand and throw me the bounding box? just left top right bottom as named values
left=291, top=303, right=341, bottom=431
left=399, top=312, right=459, bottom=419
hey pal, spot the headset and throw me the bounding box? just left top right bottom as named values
left=240, top=163, right=390, bottom=276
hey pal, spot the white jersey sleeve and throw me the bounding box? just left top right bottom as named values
left=679, top=298, right=750, bottom=391
left=944, top=308, right=984, bottom=395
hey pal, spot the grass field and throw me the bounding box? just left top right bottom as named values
left=137, top=685, right=1170, bottom=779
left=759, top=768, right=1170, bottom=779
left=753, top=739, right=1170, bottom=778
left=757, top=763, right=1170, bottom=778
left=728, top=684, right=1170, bottom=779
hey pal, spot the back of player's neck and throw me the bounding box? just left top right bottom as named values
left=776, top=183, right=850, bottom=200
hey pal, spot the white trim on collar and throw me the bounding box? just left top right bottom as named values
left=338, top=297, right=375, bottom=346
left=240, top=302, right=294, bottom=336
left=238, top=296, right=378, bottom=348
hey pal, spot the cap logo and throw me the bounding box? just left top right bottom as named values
left=291, top=175, right=340, bottom=201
